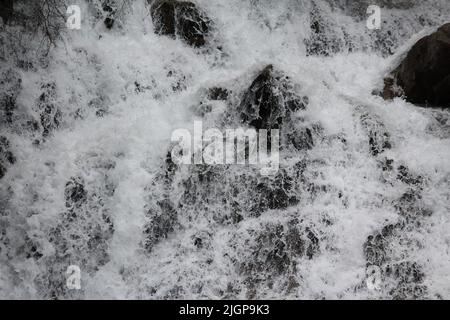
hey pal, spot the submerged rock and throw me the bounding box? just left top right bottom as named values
left=237, top=220, right=320, bottom=298
left=0, top=136, right=15, bottom=179
left=363, top=224, right=428, bottom=299
left=143, top=198, right=177, bottom=251
left=37, top=83, right=61, bottom=137
left=0, top=68, right=22, bottom=124
left=383, top=23, right=450, bottom=108
left=64, top=177, right=88, bottom=208
left=239, top=65, right=307, bottom=130
left=359, top=109, right=392, bottom=156
left=150, top=0, right=211, bottom=47
left=363, top=154, right=432, bottom=299
left=35, top=166, right=116, bottom=299
left=102, top=0, right=117, bottom=29
left=238, top=65, right=313, bottom=151
left=305, top=3, right=348, bottom=56
left=207, top=87, right=229, bottom=101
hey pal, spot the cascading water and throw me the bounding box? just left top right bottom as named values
left=0, top=0, right=449, bottom=299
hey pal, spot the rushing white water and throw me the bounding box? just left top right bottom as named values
left=0, top=0, right=450, bottom=299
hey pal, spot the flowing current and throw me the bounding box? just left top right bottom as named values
left=1, top=0, right=450, bottom=299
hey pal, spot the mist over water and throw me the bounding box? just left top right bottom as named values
left=1, top=0, right=450, bottom=299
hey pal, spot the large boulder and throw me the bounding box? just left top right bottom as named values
left=383, top=23, right=450, bottom=108
left=150, top=0, right=211, bottom=47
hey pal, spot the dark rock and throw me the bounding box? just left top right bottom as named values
left=253, top=169, right=298, bottom=212
left=102, top=0, right=117, bottom=29
left=16, top=60, right=34, bottom=71
left=239, top=221, right=319, bottom=298
left=0, top=136, right=15, bottom=179
left=383, top=23, right=450, bottom=108
left=64, top=177, right=87, bottom=208
left=0, top=0, right=13, bottom=25
left=145, top=160, right=305, bottom=241
left=238, top=65, right=309, bottom=143
left=34, top=263, right=72, bottom=299
left=241, top=224, right=290, bottom=276
left=39, top=210, right=114, bottom=298
left=364, top=223, right=428, bottom=299
left=359, top=110, right=392, bottom=156
left=0, top=136, right=15, bottom=164
left=194, top=102, right=213, bottom=117
left=88, top=96, right=109, bottom=117
left=305, top=3, right=347, bottom=56
left=144, top=198, right=177, bottom=251
left=208, top=87, right=229, bottom=101
left=0, top=163, right=6, bottom=180
left=0, top=68, right=22, bottom=124
left=0, top=95, right=16, bottom=124
left=382, top=77, right=397, bottom=100
left=104, top=17, right=114, bottom=29
left=35, top=169, right=115, bottom=298
left=178, top=165, right=300, bottom=219
left=396, top=165, right=423, bottom=186
left=364, top=224, right=396, bottom=266
left=287, top=127, right=314, bottom=151
left=37, top=83, right=61, bottom=137
left=380, top=158, right=394, bottom=172
left=22, top=236, right=44, bottom=260
left=40, top=105, right=62, bottom=137
left=166, top=69, right=187, bottom=91
left=384, top=261, right=427, bottom=299
left=394, top=190, right=433, bottom=222
left=222, top=65, right=314, bottom=151
left=151, top=0, right=176, bottom=35
left=240, top=65, right=287, bottom=130
left=150, top=0, right=211, bottom=47
left=193, top=237, right=202, bottom=248
left=164, top=150, right=177, bottom=182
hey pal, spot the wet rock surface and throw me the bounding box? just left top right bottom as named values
left=238, top=220, right=320, bottom=298
left=142, top=64, right=343, bottom=298
left=384, top=23, right=450, bottom=108
left=102, top=0, right=117, bottom=29
left=305, top=3, right=348, bottom=56
left=0, top=0, right=13, bottom=25
left=37, top=83, right=61, bottom=138
left=239, top=65, right=308, bottom=130
left=363, top=157, right=433, bottom=299
left=236, top=65, right=314, bottom=151
left=0, top=136, right=15, bottom=179
left=0, top=68, right=22, bottom=125
left=150, top=0, right=211, bottom=47
left=358, top=108, right=392, bottom=157
left=34, top=156, right=117, bottom=299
